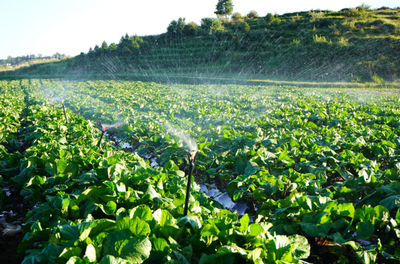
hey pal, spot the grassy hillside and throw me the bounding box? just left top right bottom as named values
left=2, top=5, right=400, bottom=83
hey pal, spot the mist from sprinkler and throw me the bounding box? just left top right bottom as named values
left=164, top=122, right=197, bottom=152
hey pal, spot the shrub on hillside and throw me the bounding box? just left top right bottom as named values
left=246, top=10, right=258, bottom=19
left=382, top=23, right=396, bottom=33
left=265, top=13, right=275, bottom=24
left=231, top=12, right=244, bottom=24
left=183, top=22, right=199, bottom=36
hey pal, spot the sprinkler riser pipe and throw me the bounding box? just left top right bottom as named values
left=97, top=130, right=105, bottom=147
left=183, top=163, right=194, bottom=216
left=326, top=101, right=331, bottom=121
left=183, top=150, right=199, bottom=216
left=62, top=102, right=69, bottom=123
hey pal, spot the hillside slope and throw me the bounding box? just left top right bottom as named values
left=3, top=6, right=400, bottom=82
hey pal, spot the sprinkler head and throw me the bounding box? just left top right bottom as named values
left=188, top=150, right=200, bottom=164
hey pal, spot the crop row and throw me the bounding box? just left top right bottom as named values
left=0, top=80, right=26, bottom=208
left=0, top=80, right=312, bottom=263
left=3, top=79, right=400, bottom=262
left=31, top=79, right=400, bottom=262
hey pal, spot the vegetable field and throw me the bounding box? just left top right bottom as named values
left=1, top=79, right=400, bottom=263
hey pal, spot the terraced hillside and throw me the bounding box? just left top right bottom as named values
left=2, top=6, right=400, bottom=82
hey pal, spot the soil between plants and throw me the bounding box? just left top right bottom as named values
left=0, top=185, right=31, bottom=264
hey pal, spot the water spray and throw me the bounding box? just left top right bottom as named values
left=61, top=100, right=68, bottom=123
left=48, top=92, right=55, bottom=109
left=183, top=149, right=200, bottom=216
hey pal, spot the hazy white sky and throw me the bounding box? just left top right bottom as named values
left=0, top=0, right=398, bottom=59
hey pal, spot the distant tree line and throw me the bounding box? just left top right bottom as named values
left=81, top=0, right=259, bottom=60
left=0, top=53, right=66, bottom=66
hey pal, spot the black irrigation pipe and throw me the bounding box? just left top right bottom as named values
left=61, top=100, right=68, bottom=124
left=97, top=127, right=105, bottom=147
left=183, top=150, right=199, bottom=216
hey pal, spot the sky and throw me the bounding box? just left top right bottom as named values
left=0, top=0, right=399, bottom=60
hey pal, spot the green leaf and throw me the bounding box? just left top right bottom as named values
left=116, top=216, right=150, bottom=237
left=85, top=244, right=97, bottom=262
left=130, top=205, right=153, bottom=222
left=151, top=237, right=170, bottom=256
left=173, top=250, right=190, bottom=264
left=59, top=225, right=80, bottom=241
left=305, top=121, right=318, bottom=129
left=266, top=235, right=294, bottom=262
left=240, top=214, right=249, bottom=233
left=217, top=244, right=246, bottom=256
left=345, top=241, right=377, bottom=264
left=356, top=222, right=375, bottom=240
left=57, top=158, right=68, bottom=174
left=335, top=203, right=355, bottom=218
left=300, top=212, right=332, bottom=237
left=289, top=234, right=310, bottom=259
left=59, top=247, right=82, bottom=261
left=104, top=230, right=151, bottom=263
left=99, top=255, right=126, bottom=264
left=396, top=208, right=400, bottom=224
left=200, top=223, right=220, bottom=246
left=153, top=209, right=176, bottom=227
left=247, top=248, right=264, bottom=264
left=278, top=150, right=295, bottom=167
left=337, top=168, right=354, bottom=181
left=379, top=194, right=400, bottom=211
left=163, top=160, right=179, bottom=171
left=66, top=256, right=84, bottom=264
left=177, top=215, right=202, bottom=232
left=146, top=184, right=161, bottom=199
left=90, top=219, right=116, bottom=237
left=355, top=206, right=375, bottom=222
left=104, top=201, right=117, bottom=215
left=372, top=205, right=389, bottom=228
left=244, top=161, right=259, bottom=176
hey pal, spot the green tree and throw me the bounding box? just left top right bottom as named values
left=215, top=0, right=234, bottom=18
left=101, top=41, right=108, bottom=51
left=117, top=34, right=143, bottom=54
left=167, top=18, right=186, bottom=35
left=231, top=12, right=244, bottom=24
left=109, top=43, right=118, bottom=52
left=6, top=56, right=15, bottom=65
left=183, top=22, right=198, bottom=36
left=201, top=18, right=225, bottom=34
left=94, top=45, right=100, bottom=53
left=265, top=13, right=275, bottom=24
left=246, top=10, right=258, bottom=19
